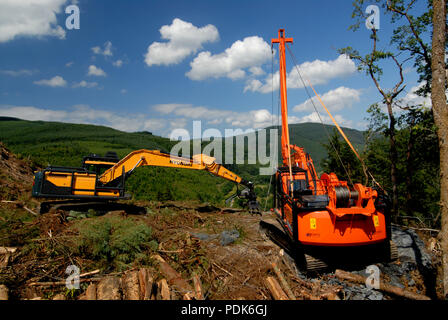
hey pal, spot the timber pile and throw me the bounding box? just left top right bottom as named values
left=265, top=261, right=342, bottom=300
left=24, top=255, right=204, bottom=300
left=76, top=258, right=203, bottom=300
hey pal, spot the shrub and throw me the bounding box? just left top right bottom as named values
left=70, top=216, right=156, bottom=271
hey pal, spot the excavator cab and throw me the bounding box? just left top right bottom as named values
left=81, top=151, right=120, bottom=174
left=31, top=151, right=127, bottom=201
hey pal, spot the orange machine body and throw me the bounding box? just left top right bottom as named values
left=271, top=29, right=389, bottom=248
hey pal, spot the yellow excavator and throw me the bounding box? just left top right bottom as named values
left=32, top=149, right=259, bottom=213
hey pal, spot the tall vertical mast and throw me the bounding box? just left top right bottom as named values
left=271, top=29, right=293, bottom=167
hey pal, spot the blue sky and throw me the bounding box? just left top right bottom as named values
left=0, top=0, right=430, bottom=137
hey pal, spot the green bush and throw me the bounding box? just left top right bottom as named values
left=0, top=208, right=39, bottom=247
left=70, top=216, right=156, bottom=271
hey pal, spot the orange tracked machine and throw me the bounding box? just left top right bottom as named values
left=268, top=29, right=396, bottom=271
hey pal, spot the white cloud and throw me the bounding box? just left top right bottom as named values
left=293, top=86, right=362, bottom=113
left=186, top=36, right=271, bottom=81
left=244, top=54, right=356, bottom=93
left=72, top=80, right=98, bottom=88
left=152, top=103, right=300, bottom=130
left=249, top=66, right=265, bottom=76
left=87, top=65, right=106, bottom=77
left=112, top=59, right=123, bottom=67
left=0, top=104, right=167, bottom=133
left=120, top=89, right=127, bottom=94
left=298, top=111, right=352, bottom=127
left=0, top=69, right=37, bottom=76
left=33, top=75, right=67, bottom=87
left=92, top=41, right=113, bottom=56
left=396, top=82, right=432, bottom=108
left=144, top=18, right=219, bottom=66
left=0, top=0, right=67, bottom=43
left=65, top=61, right=74, bottom=67
left=243, top=79, right=263, bottom=93
left=151, top=101, right=361, bottom=133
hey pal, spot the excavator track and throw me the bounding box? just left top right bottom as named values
left=259, top=216, right=398, bottom=273
left=259, top=218, right=296, bottom=257
left=259, top=218, right=329, bottom=272
left=303, top=254, right=328, bottom=272
left=38, top=200, right=145, bottom=214
left=386, top=240, right=399, bottom=261
left=390, top=241, right=399, bottom=260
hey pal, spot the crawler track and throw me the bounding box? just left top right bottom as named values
left=37, top=200, right=145, bottom=214
left=259, top=217, right=398, bottom=273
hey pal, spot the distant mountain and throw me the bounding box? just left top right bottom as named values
left=224, top=122, right=365, bottom=173
left=0, top=118, right=175, bottom=167
left=0, top=118, right=366, bottom=205
left=283, top=122, right=364, bottom=167
left=0, top=118, right=365, bottom=172
left=0, top=116, right=22, bottom=121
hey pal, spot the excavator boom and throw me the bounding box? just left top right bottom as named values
left=98, top=149, right=244, bottom=186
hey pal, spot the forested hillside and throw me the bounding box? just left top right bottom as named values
left=0, top=118, right=365, bottom=206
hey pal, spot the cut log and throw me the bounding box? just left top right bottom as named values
left=193, top=274, right=204, bottom=300
left=291, top=276, right=313, bottom=290
left=151, top=254, right=194, bottom=296
left=271, top=262, right=296, bottom=300
left=0, top=247, right=17, bottom=254
left=28, top=278, right=102, bottom=287
left=122, top=271, right=140, bottom=300
left=85, top=283, right=97, bottom=300
left=0, top=253, right=10, bottom=268
left=79, top=269, right=100, bottom=278
left=158, top=279, right=171, bottom=300
left=28, top=269, right=102, bottom=287
left=265, top=276, right=289, bottom=300
left=298, top=290, right=320, bottom=300
left=23, top=206, right=38, bottom=216
left=96, top=277, right=122, bottom=300
left=0, top=285, right=9, bottom=300
left=52, top=293, right=66, bottom=300
left=138, top=268, right=153, bottom=300
left=183, top=292, right=193, bottom=300
left=334, top=269, right=430, bottom=300
left=320, top=291, right=341, bottom=300
left=212, top=262, right=233, bottom=277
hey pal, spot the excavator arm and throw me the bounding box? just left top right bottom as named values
left=97, top=149, right=259, bottom=212
left=99, top=150, right=244, bottom=186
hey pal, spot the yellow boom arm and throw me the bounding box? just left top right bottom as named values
left=98, top=149, right=245, bottom=186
